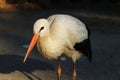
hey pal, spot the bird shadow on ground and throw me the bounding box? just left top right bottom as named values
left=0, top=55, right=54, bottom=80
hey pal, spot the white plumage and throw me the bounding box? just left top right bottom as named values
left=35, top=14, right=88, bottom=60
left=23, top=14, right=91, bottom=80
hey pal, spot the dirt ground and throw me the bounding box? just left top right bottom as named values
left=0, top=8, right=120, bottom=80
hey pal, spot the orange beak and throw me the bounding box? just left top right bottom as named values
left=23, top=33, right=40, bottom=63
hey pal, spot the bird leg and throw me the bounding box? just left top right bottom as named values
left=73, top=62, right=76, bottom=80
left=57, top=57, right=61, bottom=80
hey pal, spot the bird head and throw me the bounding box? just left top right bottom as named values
left=23, top=19, right=49, bottom=63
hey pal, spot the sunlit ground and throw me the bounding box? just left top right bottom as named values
left=0, top=5, right=120, bottom=80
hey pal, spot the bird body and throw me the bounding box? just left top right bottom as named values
left=23, top=14, right=91, bottom=80
left=36, top=14, right=88, bottom=61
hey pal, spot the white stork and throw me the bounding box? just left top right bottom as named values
left=23, top=14, right=91, bottom=80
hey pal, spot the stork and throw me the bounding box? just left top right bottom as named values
left=23, top=14, right=91, bottom=80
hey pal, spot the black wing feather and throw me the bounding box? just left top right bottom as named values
left=74, top=26, right=92, bottom=61
left=74, top=38, right=92, bottom=61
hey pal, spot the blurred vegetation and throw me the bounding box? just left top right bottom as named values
left=0, top=0, right=120, bottom=9
left=6, top=0, right=120, bottom=4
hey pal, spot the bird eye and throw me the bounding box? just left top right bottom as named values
left=39, top=26, right=44, bottom=32
left=40, top=27, right=44, bottom=30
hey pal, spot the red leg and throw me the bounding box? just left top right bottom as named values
left=73, top=63, right=76, bottom=80
left=57, top=58, right=61, bottom=80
